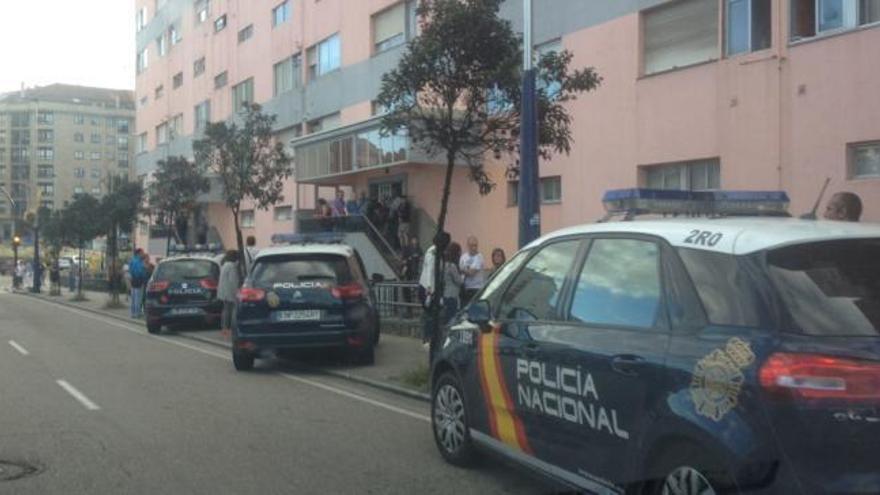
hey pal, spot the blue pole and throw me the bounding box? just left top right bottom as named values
left=518, top=68, right=540, bottom=248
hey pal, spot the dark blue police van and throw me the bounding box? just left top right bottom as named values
left=430, top=190, right=880, bottom=494
left=145, top=250, right=223, bottom=334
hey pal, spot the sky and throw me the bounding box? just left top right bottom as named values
left=0, top=0, right=135, bottom=94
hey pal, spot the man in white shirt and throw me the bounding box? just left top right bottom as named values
left=419, top=231, right=450, bottom=349
left=459, top=236, right=486, bottom=306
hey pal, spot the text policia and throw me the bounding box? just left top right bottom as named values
left=516, top=359, right=630, bottom=440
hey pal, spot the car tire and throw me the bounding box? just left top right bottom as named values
left=233, top=350, right=255, bottom=371
left=146, top=322, right=162, bottom=334
left=431, top=371, right=477, bottom=467
left=640, top=442, right=733, bottom=495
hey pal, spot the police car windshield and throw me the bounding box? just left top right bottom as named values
left=252, top=254, right=353, bottom=286
left=155, top=259, right=218, bottom=281
left=766, top=239, right=880, bottom=337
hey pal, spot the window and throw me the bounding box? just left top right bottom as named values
left=106, top=135, right=116, bottom=145
left=232, top=78, right=254, bottom=112
left=194, top=100, right=211, bottom=131
left=91, top=187, right=102, bottom=196
left=373, top=2, right=406, bottom=53
left=169, top=23, right=182, bottom=45
left=498, top=240, right=582, bottom=321
left=643, top=158, right=721, bottom=191
left=37, top=129, right=53, bottom=143
left=117, top=119, right=130, bottom=134
left=10, top=112, right=30, bottom=127
left=38, top=183, right=54, bottom=197
left=91, top=167, right=102, bottom=178
left=191, top=58, right=206, bottom=79
left=91, top=133, right=101, bottom=144
left=241, top=209, right=255, bottom=228
left=274, top=55, right=300, bottom=95
left=726, top=0, right=771, bottom=55
left=136, top=6, right=148, bottom=32
left=156, top=122, right=169, bottom=145
left=273, top=1, right=291, bottom=27
left=156, top=34, right=167, bottom=57
left=75, top=151, right=84, bottom=161
left=238, top=24, right=254, bottom=43
left=37, top=148, right=54, bottom=162
left=74, top=186, right=84, bottom=195
left=90, top=151, right=101, bottom=161
left=11, top=130, right=30, bottom=146
left=170, top=114, right=183, bottom=139
left=274, top=206, right=293, bottom=221
left=570, top=239, right=663, bottom=328
left=37, top=111, right=54, bottom=125
left=37, top=165, right=53, bottom=178
left=74, top=167, right=85, bottom=178
left=214, top=71, right=228, bottom=89
left=173, top=72, right=183, bottom=89
left=118, top=136, right=129, bottom=150
left=214, top=14, right=227, bottom=32
left=119, top=159, right=130, bottom=168
left=137, top=133, right=147, bottom=154
left=643, top=0, right=719, bottom=75
left=307, top=33, right=341, bottom=80
left=91, top=116, right=100, bottom=126
left=678, top=248, right=767, bottom=327
left=306, top=113, right=340, bottom=134
left=155, top=85, right=164, bottom=99
left=792, top=0, right=880, bottom=39
left=849, top=141, right=880, bottom=179
left=507, top=177, right=564, bottom=207
left=195, top=0, right=210, bottom=24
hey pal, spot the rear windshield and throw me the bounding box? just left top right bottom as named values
left=766, top=239, right=880, bottom=336
left=154, top=259, right=218, bottom=281
left=252, top=254, right=353, bottom=286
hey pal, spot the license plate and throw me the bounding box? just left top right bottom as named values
left=275, top=310, right=321, bottom=322
left=170, top=307, right=201, bottom=316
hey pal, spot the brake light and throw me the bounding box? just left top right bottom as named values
left=760, top=353, right=880, bottom=403
left=147, top=280, right=170, bottom=293
left=332, top=283, right=364, bottom=300
left=199, top=278, right=218, bottom=290
left=237, top=287, right=266, bottom=302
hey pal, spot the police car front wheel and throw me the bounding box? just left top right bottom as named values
left=432, top=372, right=476, bottom=467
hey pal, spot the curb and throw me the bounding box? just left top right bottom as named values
left=19, top=292, right=431, bottom=403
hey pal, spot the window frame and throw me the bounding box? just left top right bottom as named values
left=725, top=0, right=773, bottom=56
left=848, top=140, right=880, bottom=179
left=272, top=1, right=291, bottom=27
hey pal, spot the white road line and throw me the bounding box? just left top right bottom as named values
left=34, top=300, right=431, bottom=423
left=8, top=340, right=29, bottom=356
left=56, top=379, right=101, bottom=411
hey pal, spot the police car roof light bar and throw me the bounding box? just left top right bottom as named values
left=601, top=188, right=790, bottom=221
left=271, top=232, right=346, bottom=245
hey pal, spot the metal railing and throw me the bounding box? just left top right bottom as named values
left=297, top=214, right=405, bottom=277
left=373, top=281, right=422, bottom=320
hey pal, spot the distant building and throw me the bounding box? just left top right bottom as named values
left=0, top=84, right=135, bottom=240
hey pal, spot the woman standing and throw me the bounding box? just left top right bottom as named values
left=441, top=242, right=464, bottom=324
left=218, top=250, right=241, bottom=337
left=489, top=248, right=507, bottom=274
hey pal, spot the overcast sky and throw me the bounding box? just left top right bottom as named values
left=0, top=0, right=135, bottom=94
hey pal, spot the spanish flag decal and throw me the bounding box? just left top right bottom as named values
left=478, top=325, right=532, bottom=454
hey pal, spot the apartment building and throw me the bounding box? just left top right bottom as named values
left=0, top=84, right=135, bottom=240
left=135, top=0, right=880, bottom=257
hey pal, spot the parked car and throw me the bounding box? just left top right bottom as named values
left=144, top=255, right=222, bottom=334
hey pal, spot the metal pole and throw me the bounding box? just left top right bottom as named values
left=518, top=0, right=540, bottom=248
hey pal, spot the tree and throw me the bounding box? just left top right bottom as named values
left=193, top=103, right=292, bottom=276
left=377, top=0, right=600, bottom=351
left=149, top=156, right=210, bottom=253
left=101, top=176, right=145, bottom=306
left=64, top=194, right=104, bottom=300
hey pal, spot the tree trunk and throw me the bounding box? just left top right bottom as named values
left=428, top=151, right=458, bottom=361
left=231, top=206, right=245, bottom=284
left=77, top=244, right=84, bottom=299
left=110, top=226, right=120, bottom=306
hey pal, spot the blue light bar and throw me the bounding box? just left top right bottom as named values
left=168, top=243, right=223, bottom=255
left=271, top=232, right=345, bottom=245
left=602, top=189, right=790, bottom=218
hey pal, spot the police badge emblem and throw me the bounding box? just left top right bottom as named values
left=266, top=291, right=281, bottom=308
left=690, top=338, right=756, bottom=422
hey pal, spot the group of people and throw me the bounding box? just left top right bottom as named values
left=315, top=190, right=413, bottom=251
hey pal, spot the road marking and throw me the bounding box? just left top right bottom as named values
left=31, top=299, right=431, bottom=423
left=56, top=380, right=101, bottom=411
left=8, top=340, right=29, bottom=356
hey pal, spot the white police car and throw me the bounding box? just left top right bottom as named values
left=431, top=190, right=880, bottom=494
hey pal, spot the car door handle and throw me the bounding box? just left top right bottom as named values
left=610, top=354, right=646, bottom=376
left=522, top=342, right=540, bottom=357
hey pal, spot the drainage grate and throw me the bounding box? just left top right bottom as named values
left=0, top=461, right=40, bottom=482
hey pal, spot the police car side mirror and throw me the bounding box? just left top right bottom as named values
left=467, top=300, right=493, bottom=333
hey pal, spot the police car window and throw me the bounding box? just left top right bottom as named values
left=479, top=249, right=531, bottom=310
left=569, top=239, right=662, bottom=328
left=155, top=260, right=218, bottom=280
left=252, top=255, right=353, bottom=286
left=498, top=241, right=581, bottom=321
left=677, top=248, right=766, bottom=327
left=767, top=239, right=880, bottom=336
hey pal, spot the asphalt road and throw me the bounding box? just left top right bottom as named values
left=0, top=293, right=554, bottom=494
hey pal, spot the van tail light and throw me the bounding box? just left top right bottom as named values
left=147, top=280, right=170, bottom=293
left=759, top=353, right=880, bottom=403
left=199, top=278, right=218, bottom=290
left=332, top=283, right=364, bottom=301
left=237, top=287, right=266, bottom=302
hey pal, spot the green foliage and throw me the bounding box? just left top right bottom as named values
left=40, top=208, right=67, bottom=256
left=149, top=155, right=210, bottom=242
left=63, top=194, right=103, bottom=248
left=101, top=176, right=144, bottom=234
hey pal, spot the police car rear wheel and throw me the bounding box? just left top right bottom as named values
left=432, top=373, right=475, bottom=466
left=233, top=351, right=255, bottom=371
left=659, top=466, right=716, bottom=495
left=146, top=322, right=161, bottom=334
left=644, top=443, right=730, bottom=495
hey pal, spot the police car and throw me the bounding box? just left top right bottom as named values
left=144, top=248, right=223, bottom=334
left=231, top=234, right=381, bottom=371
left=430, top=189, right=880, bottom=494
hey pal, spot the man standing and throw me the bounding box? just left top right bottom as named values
left=459, top=236, right=486, bottom=306
left=128, top=249, right=146, bottom=319
left=419, top=231, right=451, bottom=350
left=824, top=192, right=863, bottom=222
left=331, top=190, right=347, bottom=217
left=244, top=235, right=259, bottom=274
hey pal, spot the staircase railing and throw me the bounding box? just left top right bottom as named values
left=296, top=214, right=405, bottom=278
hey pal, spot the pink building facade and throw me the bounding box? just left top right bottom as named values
left=135, top=0, right=880, bottom=260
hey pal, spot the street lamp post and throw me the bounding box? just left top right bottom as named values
left=518, top=0, right=541, bottom=248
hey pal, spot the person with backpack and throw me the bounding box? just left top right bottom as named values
left=128, top=249, right=147, bottom=319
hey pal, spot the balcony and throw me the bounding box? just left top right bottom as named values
left=291, top=116, right=445, bottom=184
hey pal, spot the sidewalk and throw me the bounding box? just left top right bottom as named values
left=8, top=280, right=431, bottom=400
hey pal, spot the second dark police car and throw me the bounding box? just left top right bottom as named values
left=145, top=248, right=223, bottom=334
left=231, top=234, right=381, bottom=371
left=430, top=190, right=880, bottom=494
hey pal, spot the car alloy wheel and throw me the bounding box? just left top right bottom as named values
left=661, top=466, right=716, bottom=495
left=433, top=383, right=466, bottom=455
